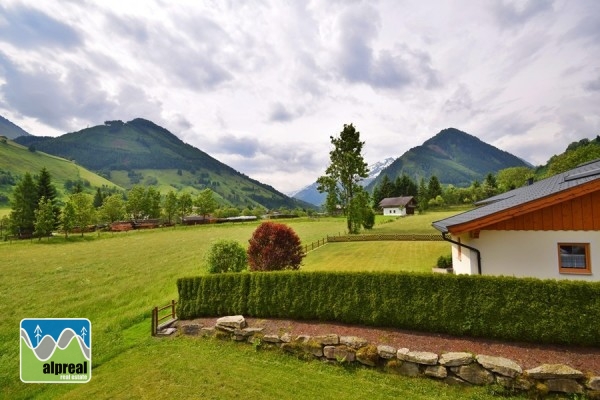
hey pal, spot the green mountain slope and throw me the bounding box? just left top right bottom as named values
left=14, top=118, right=310, bottom=210
left=0, top=137, right=121, bottom=205
left=0, top=115, right=32, bottom=139
left=367, top=128, right=530, bottom=189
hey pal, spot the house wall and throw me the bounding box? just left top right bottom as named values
left=452, top=231, right=599, bottom=281
left=383, top=207, right=406, bottom=216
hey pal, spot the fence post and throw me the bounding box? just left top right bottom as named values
left=151, top=306, right=157, bottom=336
left=171, top=299, right=176, bottom=319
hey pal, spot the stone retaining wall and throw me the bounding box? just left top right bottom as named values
left=177, top=316, right=600, bottom=398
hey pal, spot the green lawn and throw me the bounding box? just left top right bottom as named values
left=1, top=211, right=521, bottom=400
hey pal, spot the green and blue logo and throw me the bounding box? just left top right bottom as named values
left=20, top=318, right=91, bottom=383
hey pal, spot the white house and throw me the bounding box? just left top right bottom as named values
left=379, top=196, right=417, bottom=216
left=432, top=159, right=600, bottom=281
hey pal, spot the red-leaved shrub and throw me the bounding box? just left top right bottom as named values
left=247, top=222, right=304, bottom=271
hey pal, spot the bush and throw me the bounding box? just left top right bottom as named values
left=205, top=240, right=248, bottom=273
left=362, top=208, right=375, bottom=230
left=436, top=254, right=453, bottom=269
left=247, top=222, right=304, bottom=271
left=177, top=272, right=600, bottom=346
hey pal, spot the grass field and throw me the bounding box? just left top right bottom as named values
left=1, top=211, right=525, bottom=399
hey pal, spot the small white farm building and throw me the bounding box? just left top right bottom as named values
left=432, top=159, right=600, bottom=281
left=379, top=196, right=417, bottom=216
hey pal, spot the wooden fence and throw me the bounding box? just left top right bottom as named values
left=302, top=238, right=327, bottom=254
left=151, top=300, right=177, bottom=336
left=327, top=233, right=444, bottom=242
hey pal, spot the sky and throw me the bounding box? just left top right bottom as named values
left=0, top=1, right=599, bottom=194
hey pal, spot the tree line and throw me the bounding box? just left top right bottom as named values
left=4, top=168, right=299, bottom=240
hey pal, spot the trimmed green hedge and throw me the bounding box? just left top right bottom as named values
left=177, top=272, right=600, bottom=346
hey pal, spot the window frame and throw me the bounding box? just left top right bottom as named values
left=557, top=243, right=591, bottom=275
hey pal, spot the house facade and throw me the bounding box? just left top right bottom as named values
left=379, top=196, right=417, bottom=216
left=433, top=159, right=600, bottom=281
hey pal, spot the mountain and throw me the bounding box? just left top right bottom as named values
left=291, top=157, right=395, bottom=206
left=14, top=118, right=312, bottom=210
left=0, top=137, right=121, bottom=205
left=367, top=128, right=530, bottom=190
left=0, top=115, right=32, bottom=139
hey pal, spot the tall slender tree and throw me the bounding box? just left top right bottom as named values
left=34, top=197, right=56, bottom=240
left=317, top=123, right=369, bottom=232
left=36, top=167, right=61, bottom=226
left=9, top=172, right=38, bottom=236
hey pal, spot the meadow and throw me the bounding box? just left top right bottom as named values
left=0, top=210, right=526, bottom=399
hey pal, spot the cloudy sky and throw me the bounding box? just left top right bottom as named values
left=0, top=1, right=599, bottom=193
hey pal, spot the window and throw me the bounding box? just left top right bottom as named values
left=558, top=243, right=591, bottom=274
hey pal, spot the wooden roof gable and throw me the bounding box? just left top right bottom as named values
left=433, top=159, right=600, bottom=235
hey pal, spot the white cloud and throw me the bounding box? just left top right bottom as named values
left=0, top=0, right=598, bottom=192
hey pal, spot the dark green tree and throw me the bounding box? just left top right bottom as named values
left=317, top=123, right=369, bottom=232
left=98, top=194, right=125, bottom=223
left=69, top=193, right=95, bottom=237
left=372, top=174, right=394, bottom=208
left=9, top=172, right=38, bottom=236
left=36, top=167, right=61, bottom=228
left=34, top=197, right=56, bottom=240
left=145, top=186, right=162, bottom=218
left=93, top=188, right=104, bottom=208
left=195, top=188, right=218, bottom=219
left=417, top=177, right=429, bottom=212
left=178, top=192, right=193, bottom=221
left=163, top=190, right=178, bottom=225
left=427, top=176, right=443, bottom=200
left=61, top=201, right=76, bottom=238
left=393, top=174, right=418, bottom=197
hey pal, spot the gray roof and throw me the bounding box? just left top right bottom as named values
left=379, top=196, right=415, bottom=208
left=432, top=158, right=600, bottom=233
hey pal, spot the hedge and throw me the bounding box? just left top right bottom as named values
left=176, top=272, right=600, bottom=347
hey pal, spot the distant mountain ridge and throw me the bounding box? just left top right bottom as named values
left=367, top=128, right=530, bottom=190
left=14, top=118, right=311, bottom=210
left=0, top=115, right=32, bottom=139
left=291, top=157, right=395, bottom=206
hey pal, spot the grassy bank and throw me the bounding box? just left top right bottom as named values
left=1, top=211, right=516, bottom=399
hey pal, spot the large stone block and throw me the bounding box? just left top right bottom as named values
left=424, top=365, right=447, bottom=379
left=452, top=363, right=495, bottom=386
left=340, top=336, right=368, bottom=349
left=545, top=379, right=584, bottom=394
left=476, top=354, right=522, bottom=378
left=377, top=345, right=396, bottom=359
left=216, top=315, right=247, bottom=329
left=313, top=334, right=339, bottom=346
left=439, top=352, right=474, bottom=367
left=404, top=351, right=438, bottom=365
left=525, top=364, right=584, bottom=380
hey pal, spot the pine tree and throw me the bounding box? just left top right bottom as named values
left=9, top=172, right=38, bottom=236
left=36, top=167, right=61, bottom=226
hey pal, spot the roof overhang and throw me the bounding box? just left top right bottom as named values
left=439, top=178, right=600, bottom=235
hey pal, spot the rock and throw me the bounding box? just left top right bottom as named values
left=439, top=352, right=474, bottom=367
left=496, top=376, right=533, bottom=391
left=340, top=336, right=368, bottom=349
left=356, top=345, right=379, bottom=366
left=216, top=315, right=246, bottom=329
left=525, top=364, right=585, bottom=380
left=377, top=345, right=396, bottom=359
left=404, top=351, right=438, bottom=365
left=324, top=345, right=355, bottom=362
left=476, top=354, right=522, bottom=378
left=386, top=359, right=420, bottom=377
left=280, top=333, right=292, bottom=343
left=157, top=327, right=176, bottom=336
left=261, top=334, right=281, bottom=343
left=444, top=376, right=468, bottom=386
left=304, top=338, right=324, bottom=357
left=200, top=327, right=215, bottom=337
left=234, top=327, right=263, bottom=339
left=588, top=377, right=600, bottom=390
left=313, top=334, right=339, bottom=346
left=181, top=323, right=200, bottom=335
left=452, top=363, right=495, bottom=386
left=396, top=348, right=410, bottom=360
left=545, top=379, right=584, bottom=394
left=424, top=365, right=447, bottom=379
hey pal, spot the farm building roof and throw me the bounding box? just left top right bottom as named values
left=379, top=196, right=415, bottom=208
